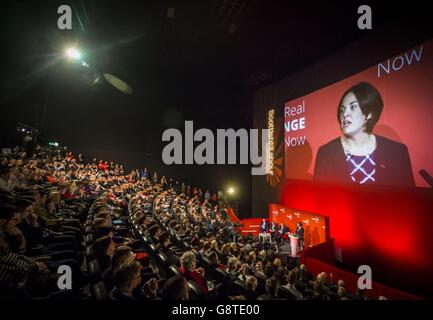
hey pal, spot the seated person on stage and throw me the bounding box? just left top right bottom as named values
left=260, top=219, right=268, bottom=234
left=269, top=221, right=277, bottom=240
left=276, top=222, right=288, bottom=242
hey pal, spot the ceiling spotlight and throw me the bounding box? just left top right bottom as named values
left=65, top=47, right=81, bottom=60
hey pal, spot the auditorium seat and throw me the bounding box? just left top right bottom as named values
left=156, top=252, right=170, bottom=276
left=213, top=268, right=232, bottom=286
left=84, top=234, right=94, bottom=246
left=171, top=235, right=183, bottom=248
left=84, top=226, right=93, bottom=235
left=187, top=280, right=205, bottom=300
left=254, top=274, right=267, bottom=295
left=85, top=245, right=95, bottom=261
left=147, top=243, right=157, bottom=257
left=231, top=279, right=250, bottom=297
left=93, top=281, right=108, bottom=300
left=278, top=287, right=297, bottom=300
left=197, top=253, right=211, bottom=267
left=80, top=255, right=88, bottom=273
left=88, top=259, right=102, bottom=283
left=81, top=283, right=92, bottom=300
left=197, top=254, right=214, bottom=279
left=168, top=265, right=180, bottom=278
left=182, top=242, right=190, bottom=251
left=142, top=235, right=150, bottom=246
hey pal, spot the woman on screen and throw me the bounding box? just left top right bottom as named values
left=313, top=82, right=414, bottom=186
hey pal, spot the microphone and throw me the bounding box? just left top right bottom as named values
left=419, top=169, right=433, bottom=188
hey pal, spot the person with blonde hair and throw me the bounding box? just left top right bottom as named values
left=273, top=257, right=282, bottom=269
left=338, top=286, right=350, bottom=300
left=179, top=251, right=208, bottom=294
left=245, top=276, right=258, bottom=299
left=210, top=239, right=219, bottom=252
left=226, top=256, right=239, bottom=276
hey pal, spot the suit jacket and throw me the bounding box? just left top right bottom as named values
left=296, top=226, right=304, bottom=240
left=278, top=226, right=287, bottom=235
left=270, top=223, right=277, bottom=233
left=260, top=222, right=268, bottom=233
left=313, top=135, right=415, bottom=187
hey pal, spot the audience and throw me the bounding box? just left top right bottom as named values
left=0, top=144, right=384, bottom=301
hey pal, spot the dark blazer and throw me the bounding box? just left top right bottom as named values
left=260, top=221, right=268, bottom=233
left=313, top=135, right=415, bottom=187
left=277, top=225, right=287, bottom=235
left=295, top=226, right=304, bottom=240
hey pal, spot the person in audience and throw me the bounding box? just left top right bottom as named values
left=161, top=275, right=189, bottom=300
left=296, top=264, right=311, bottom=289
left=338, top=286, right=350, bottom=300
left=110, top=260, right=142, bottom=300
left=0, top=145, right=397, bottom=301
left=245, top=276, right=259, bottom=300
left=179, top=251, right=208, bottom=295
left=156, top=232, right=178, bottom=266
left=208, top=251, right=224, bottom=270
left=104, top=246, right=134, bottom=289
left=141, top=277, right=160, bottom=300
left=257, top=277, right=279, bottom=300
left=254, top=261, right=265, bottom=278
left=93, top=235, right=115, bottom=272
left=238, top=263, right=251, bottom=283
left=312, top=275, right=330, bottom=300
left=283, top=270, right=303, bottom=300
left=200, top=241, right=211, bottom=256
left=148, top=224, right=161, bottom=243
left=226, top=257, right=239, bottom=280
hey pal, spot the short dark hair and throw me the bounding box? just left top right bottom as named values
left=159, top=232, right=170, bottom=244
left=337, top=82, right=383, bottom=133
left=149, top=224, right=160, bottom=237
left=113, top=260, right=141, bottom=290
left=265, top=277, right=279, bottom=297
left=93, top=235, right=112, bottom=259
left=208, top=251, right=218, bottom=261
left=161, top=275, right=188, bottom=300
left=111, top=246, right=132, bottom=272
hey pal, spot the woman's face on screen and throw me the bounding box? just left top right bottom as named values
left=339, top=91, right=369, bottom=137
